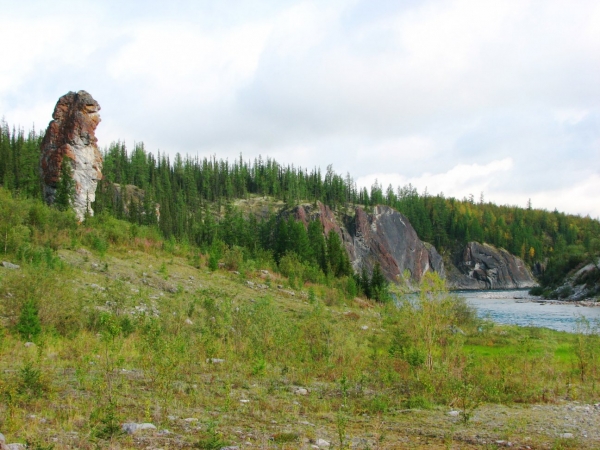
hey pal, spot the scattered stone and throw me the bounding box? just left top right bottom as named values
left=184, top=417, right=199, bottom=423
left=207, top=358, right=225, bottom=364
left=24, top=342, right=35, bottom=348
left=220, top=447, right=240, bottom=450
left=448, top=410, right=460, bottom=417
left=1, top=261, right=19, bottom=270
left=261, top=270, right=270, bottom=275
left=315, top=438, right=330, bottom=448
left=360, top=325, right=369, bottom=330
left=6, top=444, right=26, bottom=450
left=0, top=433, right=4, bottom=443
left=240, top=399, right=250, bottom=403
left=185, top=318, right=194, bottom=325
left=559, top=433, right=574, bottom=439
left=246, top=281, right=255, bottom=287
left=294, top=388, right=309, bottom=396
left=122, top=422, right=156, bottom=434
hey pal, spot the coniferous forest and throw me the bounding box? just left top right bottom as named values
left=2, top=120, right=600, bottom=292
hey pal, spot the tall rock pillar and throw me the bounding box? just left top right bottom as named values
left=40, top=90, right=103, bottom=221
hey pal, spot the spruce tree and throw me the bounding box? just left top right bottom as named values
left=54, top=156, right=75, bottom=211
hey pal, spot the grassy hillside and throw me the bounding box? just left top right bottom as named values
left=1, top=189, right=600, bottom=449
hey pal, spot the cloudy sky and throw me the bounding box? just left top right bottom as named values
left=1, top=0, right=599, bottom=217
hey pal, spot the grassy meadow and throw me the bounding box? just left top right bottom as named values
left=1, top=189, right=600, bottom=449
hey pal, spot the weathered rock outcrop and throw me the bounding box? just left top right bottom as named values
left=545, top=258, right=600, bottom=301
left=289, top=203, right=535, bottom=289
left=40, top=90, right=102, bottom=221
left=447, top=242, right=536, bottom=289
left=292, top=203, right=444, bottom=283
left=345, top=205, right=445, bottom=283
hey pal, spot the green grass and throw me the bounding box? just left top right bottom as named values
left=1, top=194, right=600, bottom=448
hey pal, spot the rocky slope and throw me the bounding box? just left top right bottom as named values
left=343, top=205, right=445, bottom=283
left=446, top=241, right=537, bottom=289
left=293, top=202, right=536, bottom=289
left=40, top=90, right=103, bottom=221
left=547, top=258, right=600, bottom=301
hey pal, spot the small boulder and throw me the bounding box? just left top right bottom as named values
left=121, top=422, right=156, bottom=434
left=1, top=261, right=19, bottom=270
left=315, top=438, right=330, bottom=448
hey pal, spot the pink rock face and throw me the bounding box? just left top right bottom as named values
left=348, top=205, right=444, bottom=283
left=40, top=90, right=103, bottom=221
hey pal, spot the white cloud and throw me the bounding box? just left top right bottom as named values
left=356, top=158, right=514, bottom=200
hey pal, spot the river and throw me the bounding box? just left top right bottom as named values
left=458, top=290, right=600, bottom=332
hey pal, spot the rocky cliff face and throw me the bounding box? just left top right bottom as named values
left=292, top=203, right=444, bottom=284
left=291, top=203, right=535, bottom=289
left=446, top=242, right=536, bottom=289
left=40, top=90, right=102, bottom=221
left=345, top=205, right=445, bottom=283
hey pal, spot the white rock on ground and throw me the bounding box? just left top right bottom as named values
left=121, top=422, right=156, bottom=434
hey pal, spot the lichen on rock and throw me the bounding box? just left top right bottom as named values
left=40, top=90, right=102, bottom=221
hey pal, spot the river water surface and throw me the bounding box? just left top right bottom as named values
left=459, top=290, right=600, bottom=332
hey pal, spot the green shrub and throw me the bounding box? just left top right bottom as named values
left=529, top=286, right=544, bottom=296
left=16, top=300, right=41, bottom=341
left=17, top=361, right=46, bottom=399
left=403, top=395, right=432, bottom=410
